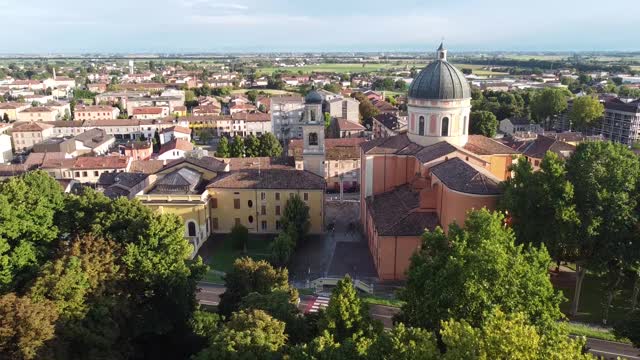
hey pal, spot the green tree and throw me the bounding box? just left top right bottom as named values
left=3, top=113, right=10, bottom=122
left=230, top=135, right=245, bottom=158
left=568, top=95, right=604, bottom=130
left=354, top=93, right=379, bottom=123
left=441, top=309, right=593, bottom=360
left=469, top=110, right=498, bottom=137
left=319, top=275, right=380, bottom=343
left=398, top=209, right=564, bottom=332
left=0, top=171, right=64, bottom=291
left=152, top=129, right=161, bottom=153
left=281, top=194, right=310, bottom=243
left=566, top=142, right=640, bottom=321
left=500, top=153, right=579, bottom=268
left=216, top=136, right=230, bottom=158
left=193, top=310, right=287, bottom=360
left=323, top=112, right=332, bottom=129
left=230, top=223, right=249, bottom=252
left=614, top=310, right=640, bottom=348
left=0, top=293, right=59, bottom=360
left=239, top=289, right=312, bottom=344
left=529, top=88, right=568, bottom=129
left=259, top=133, right=283, bottom=157
left=367, top=323, right=439, bottom=360
left=268, top=232, right=295, bottom=267
left=218, top=257, right=297, bottom=318
left=323, top=83, right=341, bottom=94
left=245, top=134, right=260, bottom=158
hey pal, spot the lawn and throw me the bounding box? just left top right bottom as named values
left=204, top=235, right=273, bottom=274
left=360, top=294, right=405, bottom=308
left=554, top=271, right=635, bottom=326
left=202, top=269, right=225, bottom=284
left=564, top=322, right=630, bottom=343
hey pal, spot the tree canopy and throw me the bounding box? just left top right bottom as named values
left=568, top=95, right=604, bottom=130
left=469, top=110, right=498, bottom=137
left=398, top=209, right=564, bottom=332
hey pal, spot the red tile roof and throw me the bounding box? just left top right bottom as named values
left=159, top=138, right=194, bottom=154
left=133, top=107, right=164, bottom=115
left=72, top=156, right=130, bottom=169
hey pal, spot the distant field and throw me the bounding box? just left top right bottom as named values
left=258, top=62, right=508, bottom=77
left=503, top=54, right=568, bottom=61
left=258, top=63, right=426, bottom=75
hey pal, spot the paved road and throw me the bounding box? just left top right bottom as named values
left=200, top=285, right=639, bottom=359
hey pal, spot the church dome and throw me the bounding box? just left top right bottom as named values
left=305, top=90, right=323, bottom=104
left=408, top=44, right=471, bottom=100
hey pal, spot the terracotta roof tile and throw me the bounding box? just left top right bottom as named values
left=430, top=157, right=501, bottom=195
left=207, top=169, right=325, bottom=190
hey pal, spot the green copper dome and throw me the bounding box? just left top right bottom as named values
left=408, top=45, right=471, bottom=101
left=305, top=90, right=323, bottom=104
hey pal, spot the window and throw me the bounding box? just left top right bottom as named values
left=303, top=193, right=308, bottom=201
left=211, top=198, right=218, bottom=208
left=261, top=221, right=267, bottom=230
left=275, top=205, right=281, bottom=216
left=441, top=117, right=449, bottom=136
left=276, top=221, right=281, bottom=230
left=290, top=193, right=295, bottom=199
left=418, top=116, right=425, bottom=135
left=234, top=218, right=241, bottom=226
left=310, top=110, right=316, bottom=122
left=247, top=200, right=253, bottom=208
left=308, top=132, right=318, bottom=145
left=234, top=199, right=240, bottom=209
left=187, top=222, right=197, bottom=237
left=94, top=171, right=99, bottom=177
left=82, top=171, right=88, bottom=177
left=74, top=171, right=80, bottom=177
left=261, top=205, right=266, bottom=215
left=275, top=192, right=280, bottom=201
left=260, top=192, right=266, bottom=200
left=534, top=160, right=540, bottom=167
left=248, top=215, right=254, bottom=224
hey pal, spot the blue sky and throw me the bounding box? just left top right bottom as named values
left=0, top=0, right=637, bottom=53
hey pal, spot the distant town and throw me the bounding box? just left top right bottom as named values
left=1, top=44, right=640, bottom=359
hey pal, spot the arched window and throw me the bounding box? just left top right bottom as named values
left=309, top=132, right=318, bottom=146
left=441, top=117, right=449, bottom=136
left=463, top=116, right=467, bottom=135
left=310, top=110, right=316, bottom=122
left=418, top=116, right=425, bottom=135
left=187, top=222, right=197, bottom=237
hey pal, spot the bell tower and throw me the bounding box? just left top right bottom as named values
left=301, top=89, right=325, bottom=177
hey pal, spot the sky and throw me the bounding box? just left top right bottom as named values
left=0, top=0, right=637, bottom=54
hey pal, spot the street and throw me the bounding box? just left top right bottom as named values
left=200, top=284, right=640, bottom=359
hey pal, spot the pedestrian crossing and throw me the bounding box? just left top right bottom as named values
left=306, top=296, right=330, bottom=313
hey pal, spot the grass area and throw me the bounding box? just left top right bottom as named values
left=202, top=269, right=225, bottom=284
left=297, top=288, right=316, bottom=296
left=564, top=322, right=631, bottom=343
left=360, top=294, right=405, bottom=308
left=206, top=236, right=272, bottom=273
left=555, top=272, right=634, bottom=325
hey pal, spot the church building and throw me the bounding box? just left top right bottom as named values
left=360, top=43, right=519, bottom=280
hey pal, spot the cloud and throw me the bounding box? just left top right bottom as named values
left=188, top=14, right=314, bottom=26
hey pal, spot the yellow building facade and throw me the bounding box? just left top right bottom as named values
left=136, top=157, right=325, bottom=256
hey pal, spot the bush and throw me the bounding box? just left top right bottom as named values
left=230, top=223, right=249, bottom=252
left=269, top=232, right=295, bottom=267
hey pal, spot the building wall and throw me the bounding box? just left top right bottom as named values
left=17, top=110, right=58, bottom=122
left=12, top=128, right=54, bottom=152
left=271, top=99, right=304, bottom=142
left=0, top=134, right=12, bottom=163
left=600, top=107, right=640, bottom=145
left=435, top=183, right=498, bottom=233
left=208, top=188, right=324, bottom=235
